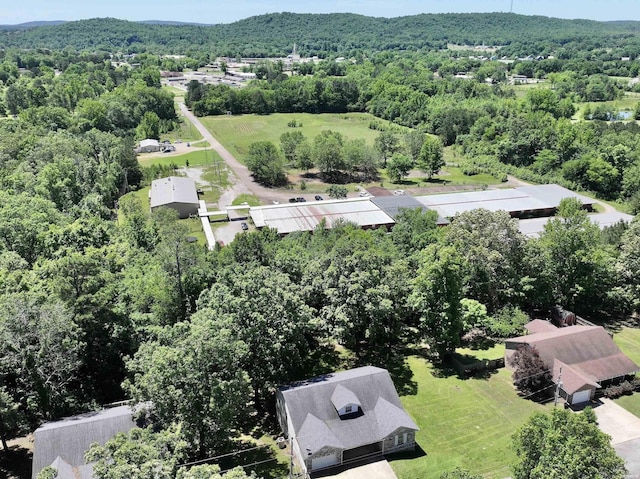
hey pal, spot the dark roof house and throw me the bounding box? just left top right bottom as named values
left=506, top=325, right=639, bottom=405
left=32, top=405, right=138, bottom=479
left=276, top=366, right=418, bottom=475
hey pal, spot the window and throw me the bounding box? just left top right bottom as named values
left=345, top=405, right=352, bottom=413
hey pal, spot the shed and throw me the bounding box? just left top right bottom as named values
left=150, top=176, right=199, bottom=219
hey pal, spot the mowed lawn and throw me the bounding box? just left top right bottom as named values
left=613, top=327, right=640, bottom=417
left=199, top=112, right=405, bottom=163
left=392, top=356, right=551, bottom=479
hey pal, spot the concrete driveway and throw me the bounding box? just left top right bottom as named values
left=594, top=398, right=640, bottom=478
left=313, top=458, right=397, bottom=479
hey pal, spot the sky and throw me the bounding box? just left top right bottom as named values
left=2, top=0, right=640, bottom=25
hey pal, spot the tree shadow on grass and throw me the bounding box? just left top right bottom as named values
left=0, top=443, right=32, bottom=479
left=215, top=439, right=288, bottom=479
left=386, top=442, right=427, bottom=462
left=354, top=347, right=418, bottom=396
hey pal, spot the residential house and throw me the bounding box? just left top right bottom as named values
left=505, top=324, right=639, bottom=405
left=276, top=366, right=419, bottom=475
left=32, top=405, right=138, bottom=479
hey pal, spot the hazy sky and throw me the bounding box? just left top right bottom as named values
left=2, top=0, right=640, bottom=25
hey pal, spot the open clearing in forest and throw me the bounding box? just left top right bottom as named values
left=199, top=113, right=404, bottom=163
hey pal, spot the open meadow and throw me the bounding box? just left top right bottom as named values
left=199, top=112, right=404, bottom=162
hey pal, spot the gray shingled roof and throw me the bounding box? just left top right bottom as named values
left=48, top=457, right=94, bottom=479
left=279, top=366, right=418, bottom=454
left=331, top=384, right=361, bottom=412
left=150, top=176, right=199, bottom=209
left=32, top=405, right=137, bottom=479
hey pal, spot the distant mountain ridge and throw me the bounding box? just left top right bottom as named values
left=1, top=12, right=639, bottom=56
left=0, top=20, right=67, bottom=29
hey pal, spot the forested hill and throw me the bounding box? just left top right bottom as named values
left=1, top=12, right=640, bottom=56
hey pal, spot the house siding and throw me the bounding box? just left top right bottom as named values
left=306, top=446, right=342, bottom=472
left=382, top=427, right=417, bottom=454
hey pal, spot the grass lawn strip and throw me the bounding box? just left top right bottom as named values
left=393, top=356, right=551, bottom=479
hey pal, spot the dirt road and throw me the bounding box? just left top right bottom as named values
left=178, top=102, right=308, bottom=206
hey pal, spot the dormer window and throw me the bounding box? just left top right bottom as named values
left=331, top=384, right=362, bottom=418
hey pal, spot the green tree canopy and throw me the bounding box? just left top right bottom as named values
left=512, top=408, right=626, bottom=479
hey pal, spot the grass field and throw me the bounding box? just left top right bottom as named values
left=162, top=117, right=203, bottom=143
left=575, top=92, right=640, bottom=119
left=392, top=356, right=551, bottom=479
left=138, top=149, right=221, bottom=168
left=232, top=194, right=261, bottom=206
left=199, top=113, right=406, bottom=163
left=612, top=327, right=640, bottom=418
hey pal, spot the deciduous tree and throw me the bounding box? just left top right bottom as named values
left=512, top=408, right=626, bottom=479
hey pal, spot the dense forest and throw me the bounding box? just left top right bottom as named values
left=2, top=13, right=640, bottom=57
left=1, top=12, right=640, bottom=478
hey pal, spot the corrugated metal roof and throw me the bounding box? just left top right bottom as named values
left=249, top=198, right=395, bottom=234
left=150, top=176, right=199, bottom=209
left=415, top=184, right=595, bottom=219
left=519, top=211, right=635, bottom=238
left=517, top=184, right=595, bottom=208
left=139, top=139, right=159, bottom=148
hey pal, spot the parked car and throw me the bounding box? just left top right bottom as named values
left=289, top=198, right=297, bottom=203
left=241, top=222, right=249, bottom=231
left=315, top=195, right=323, bottom=201
left=296, top=197, right=306, bottom=202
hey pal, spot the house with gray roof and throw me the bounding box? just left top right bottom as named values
left=32, top=405, right=138, bottom=479
left=149, top=176, right=199, bottom=219
left=506, top=324, right=639, bottom=405
left=276, top=366, right=418, bottom=474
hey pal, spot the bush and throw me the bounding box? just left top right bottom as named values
left=604, top=380, right=635, bottom=399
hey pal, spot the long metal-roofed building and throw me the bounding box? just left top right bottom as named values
left=149, top=176, right=199, bottom=219
left=369, top=195, right=450, bottom=225
left=415, top=184, right=595, bottom=220
left=250, top=197, right=395, bottom=235
left=518, top=211, right=635, bottom=238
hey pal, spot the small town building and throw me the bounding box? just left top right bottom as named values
left=138, top=139, right=160, bottom=153
left=150, top=176, right=199, bottom=219
left=276, top=366, right=419, bottom=475
left=505, top=324, right=639, bottom=405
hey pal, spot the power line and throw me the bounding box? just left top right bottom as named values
left=177, top=444, right=271, bottom=468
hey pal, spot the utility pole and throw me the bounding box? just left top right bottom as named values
left=289, top=436, right=294, bottom=479
left=554, top=366, right=563, bottom=407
